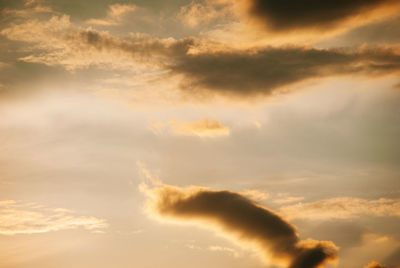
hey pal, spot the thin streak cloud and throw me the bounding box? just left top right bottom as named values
left=0, top=200, right=108, bottom=235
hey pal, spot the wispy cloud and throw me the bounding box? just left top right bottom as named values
left=0, top=200, right=107, bottom=235
left=279, top=197, right=400, bottom=220
left=86, top=4, right=137, bottom=26
left=273, top=196, right=304, bottom=205
left=240, top=189, right=269, bottom=202
left=149, top=118, right=230, bottom=137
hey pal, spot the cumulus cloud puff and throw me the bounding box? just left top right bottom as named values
left=142, top=184, right=337, bottom=268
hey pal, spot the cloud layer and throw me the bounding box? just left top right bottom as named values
left=2, top=7, right=400, bottom=99
left=143, top=184, right=337, bottom=268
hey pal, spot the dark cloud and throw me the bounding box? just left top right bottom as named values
left=243, top=0, right=398, bottom=31
left=145, top=185, right=337, bottom=268
left=169, top=47, right=400, bottom=98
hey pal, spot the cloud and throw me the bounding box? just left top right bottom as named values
left=208, top=245, right=240, bottom=258
left=279, top=197, right=400, bottom=221
left=274, top=196, right=304, bottom=205
left=86, top=4, right=137, bottom=26
left=177, top=0, right=234, bottom=28
left=229, top=0, right=400, bottom=33
left=363, top=261, right=400, bottom=268
left=149, top=118, right=230, bottom=137
left=0, top=200, right=107, bottom=235
left=142, top=184, right=337, bottom=268
left=240, top=189, right=269, bottom=202
left=178, top=1, right=220, bottom=27
left=170, top=46, right=400, bottom=98
left=169, top=118, right=230, bottom=137
left=2, top=6, right=400, bottom=99
left=1, top=14, right=194, bottom=71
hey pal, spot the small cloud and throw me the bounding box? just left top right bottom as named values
left=208, top=245, right=240, bottom=258
left=178, top=1, right=220, bottom=27
left=363, top=261, right=389, bottom=268
left=253, top=120, right=262, bottom=129
left=149, top=118, right=230, bottom=137
left=273, top=196, right=304, bottom=205
left=170, top=118, right=230, bottom=137
left=86, top=4, right=137, bottom=26
left=0, top=200, right=107, bottom=235
left=240, top=189, right=269, bottom=202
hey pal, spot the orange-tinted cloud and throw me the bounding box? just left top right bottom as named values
left=169, top=118, right=230, bottom=137
left=86, top=4, right=137, bottom=26
left=142, top=184, right=337, bottom=268
left=149, top=118, right=230, bottom=137
left=363, top=261, right=400, bottom=268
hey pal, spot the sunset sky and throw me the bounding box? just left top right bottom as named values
left=1, top=0, right=400, bottom=267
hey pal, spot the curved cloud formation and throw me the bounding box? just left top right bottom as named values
left=143, top=184, right=337, bottom=268
left=239, top=0, right=400, bottom=32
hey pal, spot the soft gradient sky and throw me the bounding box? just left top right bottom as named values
left=1, top=1, right=400, bottom=268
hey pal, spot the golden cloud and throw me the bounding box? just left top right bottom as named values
left=149, top=118, right=230, bottom=137
left=363, top=261, right=400, bottom=268
left=0, top=200, right=107, bottom=235
left=170, top=118, right=230, bottom=137
left=141, top=184, right=337, bottom=268
left=86, top=4, right=137, bottom=26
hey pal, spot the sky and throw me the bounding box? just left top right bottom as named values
left=0, top=0, right=400, bottom=267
